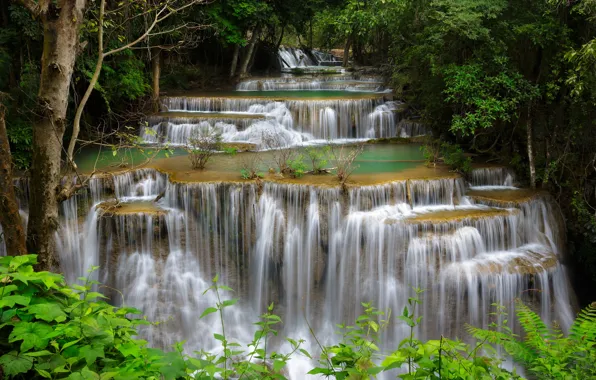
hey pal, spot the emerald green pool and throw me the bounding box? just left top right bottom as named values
left=75, top=144, right=424, bottom=175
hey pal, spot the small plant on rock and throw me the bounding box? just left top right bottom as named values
left=186, top=127, right=222, bottom=170
left=306, top=145, right=331, bottom=174
left=329, top=142, right=364, bottom=188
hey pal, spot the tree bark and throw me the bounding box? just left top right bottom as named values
left=343, top=35, right=352, bottom=67
left=238, top=26, right=261, bottom=77
left=25, top=0, right=87, bottom=270
left=527, top=104, right=536, bottom=189
left=151, top=47, right=161, bottom=112
left=229, top=44, right=240, bottom=78
left=0, top=106, right=27, bottom=256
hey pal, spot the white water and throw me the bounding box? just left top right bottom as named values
left=0, top=161, right=578, bottom=379
left=278, top=47, right=341, bottom=68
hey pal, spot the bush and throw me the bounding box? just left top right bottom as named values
left=468, top=300, right=596, bottom=380
left=305, top=146, right=331, bottom=174
left=186, top=127, right=222, bottom=170
left=441, top=142, right=472, bottom=173
left=421, top=140, right=472, bottom=173
left=0, top=255, right=299, bottom=379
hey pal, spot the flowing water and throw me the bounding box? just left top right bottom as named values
left=2, top=65, right=577, bottom=378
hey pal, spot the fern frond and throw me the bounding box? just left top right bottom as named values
left=465, top=324, right=538, bottom=364
left=570, top=302, right=596, bottom=343
left=514, top=300, right=552, bottom=350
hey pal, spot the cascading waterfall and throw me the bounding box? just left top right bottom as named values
left=237, top=79, right=384, bottom=91
left=155, top=96, right=383, bottom=141
left=0, top=50, right=577, bottom=380
left=470, top=167, right=516, bottom=187
left=278, top=47, right=341, bottom=68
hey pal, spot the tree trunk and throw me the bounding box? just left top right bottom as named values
left=238, top=26, right=261, bottom=77
left=527, top=104, right=536, bottom=189
left=151, top=47, right=161, bottom=112
left=247, top=41, right=259, bottom=74
left=0, top=106, right=27, bottom=256
left=27, top=0, right=87, bottom=270
left=229, top=44, right=240, bottom=78
left=343, top=35, right=352, bottom=67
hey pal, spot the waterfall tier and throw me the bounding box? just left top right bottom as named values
left=278, top=47, right=342, bottom=69
left=147, top=96, right=426, bottom=145
left=23, top=166, right=572, bottom=357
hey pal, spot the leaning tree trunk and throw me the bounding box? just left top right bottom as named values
left=343, top=34, right=352, bottom=67
left=238, top=26, right=261, bottom=77
left=26, top=0, right=86, bottom=270
left=151, top=47, right=161, bottom=112
left=527, top=104, right=536, bottom=189
left=0, top=105, right=27, bottom=256
left=230, top=44, right=240, bottom=78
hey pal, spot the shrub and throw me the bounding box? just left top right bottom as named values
left=421, top=139, right=472, bottom=173
left=468, top=300, right=596, bottom=380
left=329, top=143, right=364, bottom=188
left=287, top=155, right=307, bottom=178
left=441, top=142, right=472, bottom=173
left=186, top=127, right=222, bottom=170
left=305, top=146, right=331, bottom=174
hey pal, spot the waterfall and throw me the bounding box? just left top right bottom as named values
left=278, top=47, right=341, bottom=68
left=470, top=167, right=516, bottom=187
left=152, top=97, right=381, bottom=142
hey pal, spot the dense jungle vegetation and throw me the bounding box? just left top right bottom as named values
left=2, top=0, right=596, bottom=378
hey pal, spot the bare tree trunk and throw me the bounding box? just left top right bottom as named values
left=151, top=47, right=161, bottom=112
left=527, top=104, right=536, bottom=189
left=238, top=26, right=261, bottom=77
left=247, top=41, right=259, bottom=74
left=25, top=0, right=87, bottom=270
left=343, top=35, right=352, bottom=67
left=0, top=105, right=27, bottom=256
left=230, top=44, right=240, bottom=78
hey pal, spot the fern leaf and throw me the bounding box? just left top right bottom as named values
left=570, top=302, right=596, bottom=343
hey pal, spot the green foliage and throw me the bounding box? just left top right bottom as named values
left=383, top=292, right=518, bottom=380
left=421, top=139, right=442, bottom=167
left=305, top=146, right=330, bottom=174
left=2, top=256, right=596, bottom=379
left=422, top=140, right=472, bottom=173
left=468, top=300, right=596, bottom=379
left=287, top=154, right=307, bottom=178
left=0, top=254, right=182, bottom=379
left=443, top=63, right=538, bottom=136
left=441, top=142, right=472, bottom=174
left=310, top=302, right=388, bottom=379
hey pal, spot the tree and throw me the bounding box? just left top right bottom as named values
left=67, top=0, right=206, bottom=168
left=5, top=0, right=87, bottom=270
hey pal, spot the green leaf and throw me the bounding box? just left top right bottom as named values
left=9, top=321, right=53, bottom=351
left=0, top=351, right=33, bottom=376
left=200, top=307, right=218, bottom=319
left=0, top=295, right=31, bottom=308
left=221, top=298, right=238, bottom=308
left=80, top=344, right=105, bottom=365
left=27, top=303, right=67, bottom=322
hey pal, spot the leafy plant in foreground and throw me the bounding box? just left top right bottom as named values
left=382, top=291, right=520, bottom=380
left=468, top=300, right=596, bottom=380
